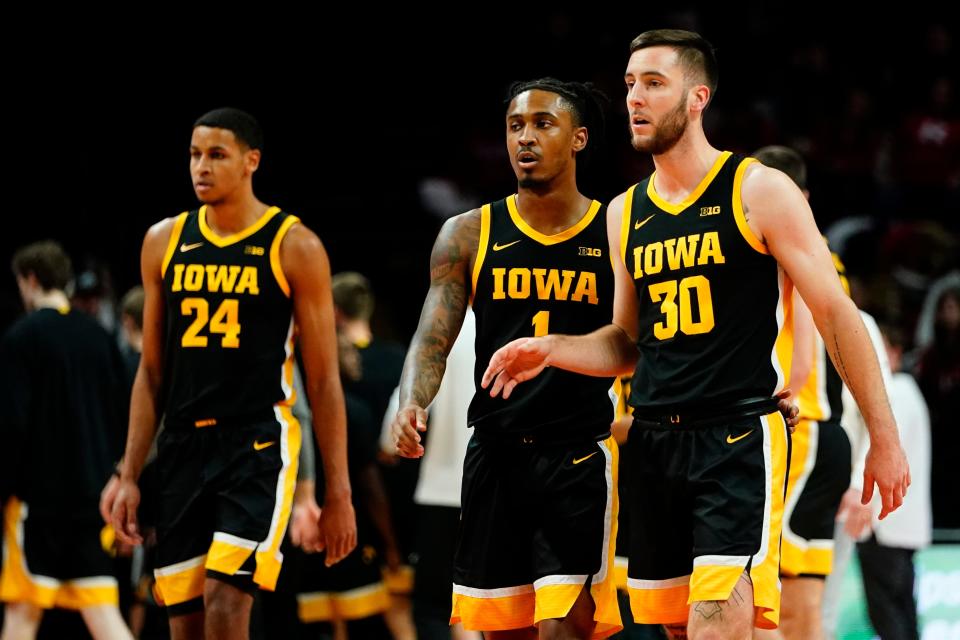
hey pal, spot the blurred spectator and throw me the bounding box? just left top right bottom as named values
left=855, top=325, right=931, bottom=640
left=914, top=285, right=960, bottom=529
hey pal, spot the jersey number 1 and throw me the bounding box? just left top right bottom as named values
left=532, top=310, right=550, bottom=337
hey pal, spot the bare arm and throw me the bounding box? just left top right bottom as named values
left=482, top=194, right=640, bottom=398
left=743, top=164, right=909, bottom=518
left=391, top=211, right=477, bottom=458
left=282, top=223, right=357, bottom=565
left=109, top=219, right=173, bottom=544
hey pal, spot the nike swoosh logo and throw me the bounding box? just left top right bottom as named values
left=180, top=242, right=204, bottom=252
left=634, top=214, right=656, bottom=230
left=572, top=452, right=598, bottom=465
left=726, top=430, right=753, bottom=444
left=253, top=440, right=276, bottom=451
left=492, top=240, right=521, bottom=251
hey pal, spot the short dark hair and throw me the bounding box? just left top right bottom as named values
left=11, top=240, right=73, bottom=291
left=121, top=286, right=146, bottom=330
left=194, top=107, right=264, bottom=150
left=753, top=145, right=808, bottom=190
left=630, top=29, right=718, bottom=101
left=506, top=78, right=609, bottom=167
left=332, top=272, right=374, bottom=321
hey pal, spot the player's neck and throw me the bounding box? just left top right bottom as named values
left=650, top=133, right=721, bottom=204
left=30, top=289, right=69, bottom=312
left=341, top=321, right=372, bottom=347
left=515, top=178, right=591, bottom=235
left=204, top=188, right=269, bottom=235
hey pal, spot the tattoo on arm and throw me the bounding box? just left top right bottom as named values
left=402, top=213, right=478, bottom=408
left=832, top=335, right=851, bottom=386
left=409, top=281, right=466, bottom=407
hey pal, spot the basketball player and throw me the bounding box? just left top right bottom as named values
left=483, top=30, right=909, bottom=640
left=392, top=79, right=623, bottom=639
left=102, top=108, right=356, bottom=640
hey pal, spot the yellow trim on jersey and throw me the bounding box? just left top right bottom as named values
left=534, top=581, right=623, bottom=637
left=470, top=205, right=491, bottom=305
left=0, top=499, right=119, bottom=610
left=619, top=185, right=637, bottom=264
left=282, top=324, right=297, bottom=406
left=613, top=556, right=629, bottom=591
left=646, top=151, right=732, bottom=215
left=206, top=540, right=254, bottom=577
left=506, top=195, right=601, bottom=245
left=55, top=581, right=120, bottom=609
left=781, top=420, right=835, bottom=576
left=199, top=205, right=283, bottom=248
left=750, top=411, right=789, bottom=630
left=269, top=215, right=300, bottom=297
left=798, top=340, right=828, bottom=421
left=690, top=564, right=747, bottom=605
left=774, top=275, right=795, bottom=396
left=732, top=158, right=769, bottom=254
left=154, top=555, right=207, bottom=606
left=160, top=212, right=189, bottom=279
left=628, top=580, right=689, bottom=625
left=298, top=583, right=391, bottom=622
left=688, top=415, right=787, bottom=630
left=297, top=592, right=335, bottom=621
left=780, top=542, right=833, bottom=577
left=253, top=404, right=301, bottom=591
left=451, top=590, right=536, bottom=632
left=451, top=437, right=622, bottom=637
left=1, top=498, right=58, bottom=608
left=592, top=437, right=622, bottom=638
left=384, top=564, right=414, bottom=595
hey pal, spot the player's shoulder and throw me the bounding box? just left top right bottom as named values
left=279, top=217, right=323, bottom=254
left=741, top=162, right=799, bottom=200
left=438, top=207, right=483, bottom=249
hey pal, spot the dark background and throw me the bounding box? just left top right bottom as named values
left=4, top=8, right=956, bottom=340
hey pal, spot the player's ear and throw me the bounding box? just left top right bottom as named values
left=245, top=149, right=261, bottom=176
left=572, top=127, right=588, bottom=153
left=688, top=83, right=710, bottom=115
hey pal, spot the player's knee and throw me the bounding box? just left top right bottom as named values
left=539, top=587, right=596, bottom=639
left=689, top=620, right=752, bottom=640
left=203, top=577, right=252, bottom=625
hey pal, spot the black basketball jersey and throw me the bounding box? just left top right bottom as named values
left=0, top=307, right=126, bottom=514
left=468, top=195, right=615, bottom=441
left=621, top=152, right=794, bottom=409
left=798, top=246, right=849, bottom=422
left=160, top=205, right=299, bottom=427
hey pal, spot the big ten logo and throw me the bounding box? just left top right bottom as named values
left=579, top=247, right=602, bottom=257
left=245, top=245, right=265, bottom=256
left=699, top=206, right=720, bottom=217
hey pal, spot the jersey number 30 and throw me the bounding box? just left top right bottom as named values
left=181, top=298, right=241, bottom=348
left=648, top=275, right=715, bottom=340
